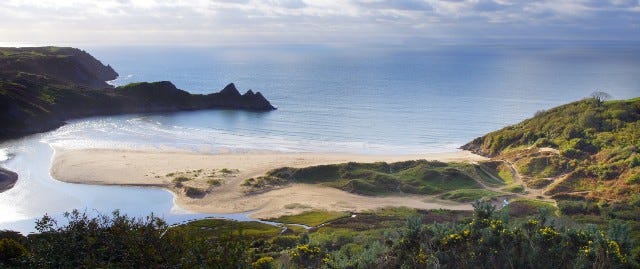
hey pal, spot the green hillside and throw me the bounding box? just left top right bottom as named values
left=462, top=96, right=640, bottom=202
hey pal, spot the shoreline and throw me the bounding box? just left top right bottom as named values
left=50, top=148, right=487, bottom=218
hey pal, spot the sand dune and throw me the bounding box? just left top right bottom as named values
left=50, top=148, right=486, bottom=218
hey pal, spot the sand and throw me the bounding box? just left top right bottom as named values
left=50, top=148, right=487, bottom=218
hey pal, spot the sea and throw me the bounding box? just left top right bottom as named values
left=1, top=44, right=639, bottom=233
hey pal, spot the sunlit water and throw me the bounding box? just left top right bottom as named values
left=1, top=45, right=638, bottom=233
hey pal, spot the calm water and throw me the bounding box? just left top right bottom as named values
left=1, top=45, right=639, bottom=233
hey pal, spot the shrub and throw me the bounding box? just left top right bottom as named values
left=271, top=235, right=299, bottom=249
left=626, top=174, right=640, bottom=185
left=184, top=187, right=206, bottom=198
left=289, top=244, right=324, bottom=268
left=251, top=256, right=274, bottom=269
left=558, top=200, right=600, bottom=215
left=0, top=238, right=27, bottom=265
left=630, top=155, right=640, bottom=168
left=172, top=176, right=191, bottom=183
left=207, top=179, right=222, bottom=186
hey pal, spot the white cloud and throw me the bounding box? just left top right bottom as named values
left=0, top=0, right=638, bottom=46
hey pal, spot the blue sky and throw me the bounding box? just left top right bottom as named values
left=1, top=0, right=639, bottom=46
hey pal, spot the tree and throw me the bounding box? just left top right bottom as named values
left=590, top=91, right=611, bottom=104
left=0, top=238, right=27, bottom=266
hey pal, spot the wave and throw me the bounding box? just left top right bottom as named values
left=41, top=115, right=458, bottom=155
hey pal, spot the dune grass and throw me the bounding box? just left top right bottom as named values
left=260, top=160, right=484, bottom=196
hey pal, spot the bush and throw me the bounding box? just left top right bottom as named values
left=207, top=179, right=222, bottom=186
left=251, top=256, right=274, bottom=269
left=289, top=244, right=324, bottom=268
left=271, top=235, right=299, bottom=250
left=184, top=187, right=206, bottom=198
left=558, top=200, right=600, bottom=215
left=172, top=176, right=191, bottom=184
left=0, top=238, right=27, bottom=265
left=630, top=155, right=640, bottom=168
left=626, top=174, right=640, bottom=185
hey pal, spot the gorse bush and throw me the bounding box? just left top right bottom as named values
left=388, top=200, right=637, bottom=269
left=1, top=210, right=248, bottom=268
left=1, top=204, right=637, bottom=268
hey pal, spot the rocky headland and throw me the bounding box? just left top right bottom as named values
left=0, top=46, right=275, bottom=141
left=0, top=167, right=18, bottom=192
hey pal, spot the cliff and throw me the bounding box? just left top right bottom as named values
left=0, top=46, right=118, bottom=88
left=0, top=47, right=275, bottom=140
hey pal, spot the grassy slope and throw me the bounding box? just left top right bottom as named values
left=462, top=97, right=640, bottom=202
left=461, top=96, right=640, bottom=247
left=244, top=160, right=508, bottom=201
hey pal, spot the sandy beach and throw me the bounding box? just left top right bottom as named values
left=51, top=148, right=487, bottom=218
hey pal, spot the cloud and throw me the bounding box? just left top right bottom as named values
left=353, top=0, right=433, bottom=11
left=0, top=0, right=638, bottom=46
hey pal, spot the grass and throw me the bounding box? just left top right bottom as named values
left=269, top=210, right=350, bottom=227
left=242, top=176, right=289, bottom=192
left=439, top=189, right=505, bottom=202
left=526, top=178, right=553, bottom=189
left=497, top=164, right=515, bottom=184
left=462, top=97, right=640, bottom=203
left=264, top=160, right=484, bottom=196
left=284, top=203, right=312, bottom=209
left=175, top=219, right=283, bottom=239
left=207, top=179, right=222, bottom=186
left=503, top=185, right=525, bottom=193
left=507, top=199, right=557, bottom=217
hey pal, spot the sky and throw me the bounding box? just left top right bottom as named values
left=0, top=0, right=639, bottom=47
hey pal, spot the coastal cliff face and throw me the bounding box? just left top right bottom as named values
left=0, top=47, right=275, bottom=141
left=0, top=46, right=118, bottom=88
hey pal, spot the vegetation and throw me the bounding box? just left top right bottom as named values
left=461, top=95, right=640, bottom=262
left=462, top=96, right=639, bottom=202
left=503, top=184, right=525, bottom=193
left=167, top=168, right=234, bottom=195
left=268, top=211, right=350, bottom=227
left=184, top=186, right=206, bottom=198
left=245, top=160, right=506, bottom=199
left=0, top=210, right=248, bottom=268
left=1, top=202, right=637, bottom=268
left=0, top=46, right=274, bottom=141
left=439, top=189, right=505, bottom=202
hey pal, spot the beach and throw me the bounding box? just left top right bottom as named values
left=51, top=148, right=486, bottom=218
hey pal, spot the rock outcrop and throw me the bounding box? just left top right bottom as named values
left=0, top=168, right=18, bottom=192
left=0, top=46, right=276, bottom=141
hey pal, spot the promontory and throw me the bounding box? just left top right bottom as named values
left=0, top=46, right=276, bottom=141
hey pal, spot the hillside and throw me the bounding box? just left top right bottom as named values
left=0, top=47, right=275, bottom=140
left=0, top=46, right=118, bottom=88
left=461, top=96, right=640, bottom=202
